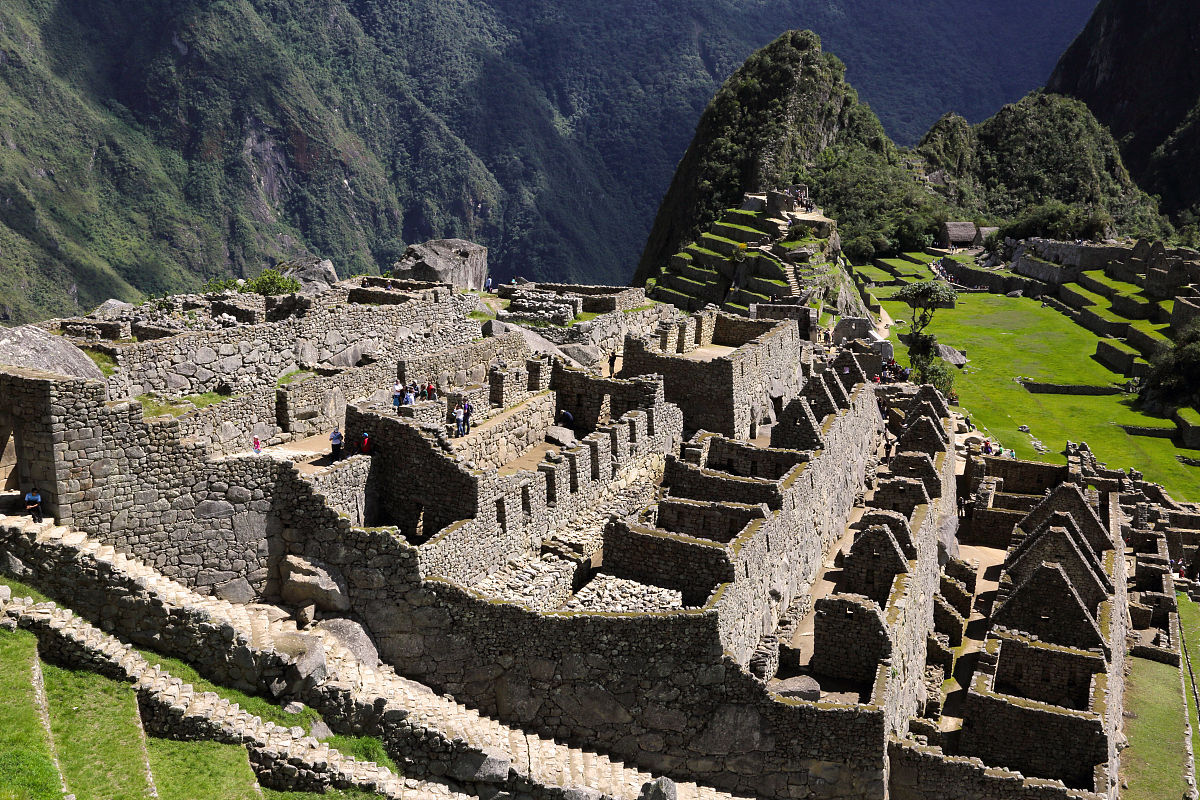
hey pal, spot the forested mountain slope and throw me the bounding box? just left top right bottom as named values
left=637, top=30, right=1165, bottom=284
left=1047, top=0, right=1200, bottom=224
left=0, top=0, right=1095, bottom=322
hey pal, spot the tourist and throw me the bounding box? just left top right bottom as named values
left=330, top=427, right=344, bottom=460
left=24, top=486, right=43, bottom=524
left=454, top=403, right=465, bottom=437
left=419, top=383, right=428, bottom=401
left=252, top=435, right=262, bottom=454
left=404, top=387, right=415, bottom=406
left=463, top=399, right=473, bottom=433
left=484, top=276, right=493, bottom=293
left=559, top=409, right=575, bottom=431
left=360, top=431, right=371, bottom=455
left=392, top=381, right=403, bottom=413
left=427, top=381, right=437, bottom=401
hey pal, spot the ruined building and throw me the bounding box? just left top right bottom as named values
left=0, top=267, right=1195, bottom=800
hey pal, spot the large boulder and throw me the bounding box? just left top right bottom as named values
left=0, top=325, right=105, bottom=381
left=90, top=299, right=136, bottom=319
left=282, top=258, right=340, bottom=295
left=391, top=239, right=487, bottom=290
left=280, top=555, right=351, bottom=612
left=316, top=618, right=381, bottom=667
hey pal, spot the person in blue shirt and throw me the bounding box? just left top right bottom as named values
left=330, top=427, right=344, bottom=460
left=24, top=487, right=43, bottom=523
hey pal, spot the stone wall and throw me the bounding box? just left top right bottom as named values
left=888, top=739, right=1105, bottom=800
left=397, top=332, right=530, bottom=388
left=454, top=391, right=556, bottom=472
left=105, top=293, right=481, bottom=399
left=621, top=314, right=808, bottom=440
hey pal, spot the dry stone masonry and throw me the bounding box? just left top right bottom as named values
left=1, top=244, right=1195, bottom=800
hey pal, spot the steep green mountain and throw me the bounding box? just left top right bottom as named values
left=638, top=31, right=1166, bottom=285
left=1047, top=0, right=1200, bottom=222
left=918, top=93, right=1167, bottom=236
left=0, top=0, right=1097, bottom=323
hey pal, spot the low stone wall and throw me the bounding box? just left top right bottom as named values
left=1020, top=381, right=1121, bottom=396
left=888, top=739, right=1104, bottom=800
left=943, top=261, right=1044, bottom=296
left=602, top=521, right=735, bottom=605
left=455, top=392, right=556, bottom=471
left=175, top=387, right=281, bottom=454
left=397, top=332, right=530, bottom=388
left=305, top=456, right=371, bottom=525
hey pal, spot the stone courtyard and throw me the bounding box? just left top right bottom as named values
left=0, top=249, right=1198, bottom=800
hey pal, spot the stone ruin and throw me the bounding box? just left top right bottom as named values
left=0, top=263, right=1196, bottom=800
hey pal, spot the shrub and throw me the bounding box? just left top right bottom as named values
left=242, top=269, right=301, bottom=296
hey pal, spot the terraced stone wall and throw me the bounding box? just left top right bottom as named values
left=105, top=294, right=480, bottom=399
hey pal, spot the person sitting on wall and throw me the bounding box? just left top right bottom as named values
left=330, top=427, right=344, bottom=460
left=24, top=486, right=43, bottom=524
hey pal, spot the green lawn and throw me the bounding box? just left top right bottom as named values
left=146, top=739, right=260, bottom=800
left=1121, top=657, right=1189, bottom=800
left=1178, top=594, right=1200, bottom=766
left=0, top=630, right=61, bottom=800
left=882, top=293, right=1200, bottom=500
left=42, top=663, right=155, bottom=799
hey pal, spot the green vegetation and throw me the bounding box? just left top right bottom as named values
left=136, top=391, right=230, bottom=418
left=1176, top=593, right=1200, bottom=762
left=42, top=663, right=156, bottom=799
left=277, top=370, right=315, bottom=387
left=203, top=269, right=302, bottom=297
left=639, top=29, right=1166, bottom=287
left=1120, top=657, right=1189, bottom=800
left=0, top=629, right=61, bottom=800
left=146, top=739, right=260, bottom=800
left=82, top=348, right=117, bottom=377
left=880, top=293, right=1200, bottom=499
left=1140, top=321, right=1200, bottom=411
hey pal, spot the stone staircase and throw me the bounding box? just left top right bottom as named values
left=1, top=591, right=463, bottom=800
left=0, top=514, right=749, bottom=800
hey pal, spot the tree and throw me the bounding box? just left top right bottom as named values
left=894, top=280, right=958, bottom=336
left=1138, top=321, right=1200, bottom=412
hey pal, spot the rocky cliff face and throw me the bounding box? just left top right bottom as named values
left=1047, top=0, right=1200, bottom=217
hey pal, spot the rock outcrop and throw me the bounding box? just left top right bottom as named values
left=283, top=258, right=340, bottom=295
left=0, top=324, right=105, bottom=381
left=391, top=240, right=488, bottom=290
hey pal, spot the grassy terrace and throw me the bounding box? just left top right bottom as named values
left=1121, top=657, right=1189, bottom=800
left=881, top=293, right=1200, bottom=500
left=0, top=576, right=383, bottom=799
left=1081, top=269, right=1142, bottom=296
left=854, top=265, right=896, bottom=284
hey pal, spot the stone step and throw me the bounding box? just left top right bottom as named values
left=0, top=511, right=747, bottom=800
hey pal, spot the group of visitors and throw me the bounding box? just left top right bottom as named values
left=980, top=439, right=1016, bottom=459
left=392, top=380, right=438, bottom=411
left=875, top=359, right=911, bottom=384
left=328, top=427, right=370, bottom=460
left=453, top=400, right=474, bottom=437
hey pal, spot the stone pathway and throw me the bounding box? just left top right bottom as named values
left=1, top=514, right=747, bottom=800
left=1, top=591, right=463, bottom=800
